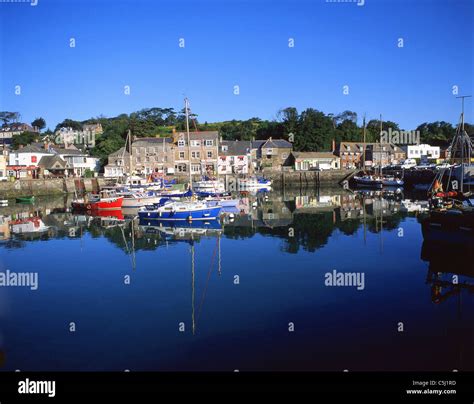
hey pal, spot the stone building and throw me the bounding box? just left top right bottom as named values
left=172, top=130, right=219, bottom=175
left=251, top=138, right=293, bottom=172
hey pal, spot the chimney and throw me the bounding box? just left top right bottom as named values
left=332, top=139, right=336, bottom=152
left=269, top=136, right=272, bottom=141
left=219, top=136, right=223, bottom=143
left=44, top=141, right=49, bottom=150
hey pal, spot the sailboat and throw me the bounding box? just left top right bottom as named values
left=354, top=115, right=404, bottom=188
left=421, top=96, right=474, bottom=245
left=138, top=98, right=222, bottom=222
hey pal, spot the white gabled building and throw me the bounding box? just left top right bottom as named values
left=218, top=140, right=251, bottom=175
left=406, top=144, right=440, bottom=160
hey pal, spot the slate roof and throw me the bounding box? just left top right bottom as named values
left=262, top=138, right=293, bottom=149
left=175, top=131, right=218, bottom=140
left=133, top=137, right=173, bottom=147
left=219, top=140, right=252, bottom=156
left=38, top=155, right=67, bottom=170
left=292, top=152, right=337, bottom=159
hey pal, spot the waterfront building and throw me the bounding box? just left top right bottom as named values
left=50, top=146, right=100, bottom=176
left=336, top=142, right=406, bottom=168
left=8, top=144, right=54, bottom=178
left=132, top=137, right=174, bottom=176
left=218, top=140, right=252, bottom=175
left=37, top=155, right=68, bottom=177
left=290, top=151, right=341, bottom=171
left=405, top=144, right=440, bottom=160
left=251, top=137, right=293, bottom=172
left=172, top=130, right=219, bottom=175
left=104, top=137, right=175, bottom=177
left=8, top=143, right=99, bottom=178
left=104, top=147, right=130, bottom=178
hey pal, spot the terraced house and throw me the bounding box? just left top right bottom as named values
left=218, top=140, right=252, bottom=175
left=251, top=138, right=293, bottom=172
left=172, top=130, right=219, bottom=175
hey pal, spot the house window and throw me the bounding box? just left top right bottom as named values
left=179, top=151, right=185, bottom=159
left=205, top=140, right=213, bottom=147
left=191, top=164, right=201, bottom=173
left=207, top=151, right=212, bottom=158
left=221, top=145, right=228, bottom=152
left=178, top=139, right=185, bottom=147
left=190, top=140, right=200, bottom=147
left=191, top=151, right=200, bottom=159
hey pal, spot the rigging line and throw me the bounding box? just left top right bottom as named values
left=196, top=237, right=219, bottom=323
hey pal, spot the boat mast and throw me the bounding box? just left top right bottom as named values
left=362, top=115, right=366, bottom=170
left=456, top=95, right=472, bottom=193
left=185, top=98, right=193, bottom=191
left=379, top=115, right=383, bottom=177
left=128, top=129, right=133, bottom=177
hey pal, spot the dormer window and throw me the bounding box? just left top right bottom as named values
left=178, top=139, right=185, bottom=147
left=222, top=145, right=228, bottom=152
left=205, top=140, right=213, bottom=147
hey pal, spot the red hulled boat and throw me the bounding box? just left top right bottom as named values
left=71, top=190, right=123, bottom=211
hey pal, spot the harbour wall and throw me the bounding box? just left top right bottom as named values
left=0, top=171, right=356, bottom=198
left=0, top=178, right=107, bottom=199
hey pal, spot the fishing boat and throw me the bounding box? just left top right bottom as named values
left=71, top=189, right=123, bottom=211
left=381, top=176, right=404, bottom=187
left=237, top=176, right=272, bottom=190
left=422, top=96, right=474, bottom=245
left=353, top=174, right=383, bottom=189
left=119, top=189, right=163, bottom=208
left=15, top=196, right=35, bottom=203
left=193, top=178, right=226, bottom=193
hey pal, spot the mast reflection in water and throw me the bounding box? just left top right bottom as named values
left=0, top=190, right=472, bottom=371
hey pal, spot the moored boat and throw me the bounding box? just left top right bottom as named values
left=16, top=196, right=35, bottom=203
left=353, top=175, right=383, bottom=189
left=138, top=200, right=222, bottom=221
left=71, top=189, right=123, bottom=211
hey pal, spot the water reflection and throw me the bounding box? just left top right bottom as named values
left=0, top=188, right=472, bottom=370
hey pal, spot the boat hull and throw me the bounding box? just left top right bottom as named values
left=139, top=206, right=222, bottom=221
left=72, top=197, right=123, bottom=211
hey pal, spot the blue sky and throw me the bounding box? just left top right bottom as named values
left=0, top=0, right=472, bottom=130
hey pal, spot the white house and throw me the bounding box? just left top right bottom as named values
left=292, top=152, right=340, bottom=171
left=50, top=146, right=100, bottom=176
left=8, top=143, right=99, bottom=177
left=406, top=144, right=440, bottom=160
left=9, top=144, right=54, bottom=167
left=218, top=140, right=251, bottom=175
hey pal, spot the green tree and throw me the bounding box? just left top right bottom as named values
left=12, top=131, right=39, bottom=149
left=31, top=117, right=46, bottom=131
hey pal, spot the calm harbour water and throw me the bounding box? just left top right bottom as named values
left=0, top=188, right=472, bottom=371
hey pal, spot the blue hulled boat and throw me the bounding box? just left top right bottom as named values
left=138, top=200, right=222, bottom=221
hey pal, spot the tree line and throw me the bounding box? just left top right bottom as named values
left=1, top=107, right=472, bottom=167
